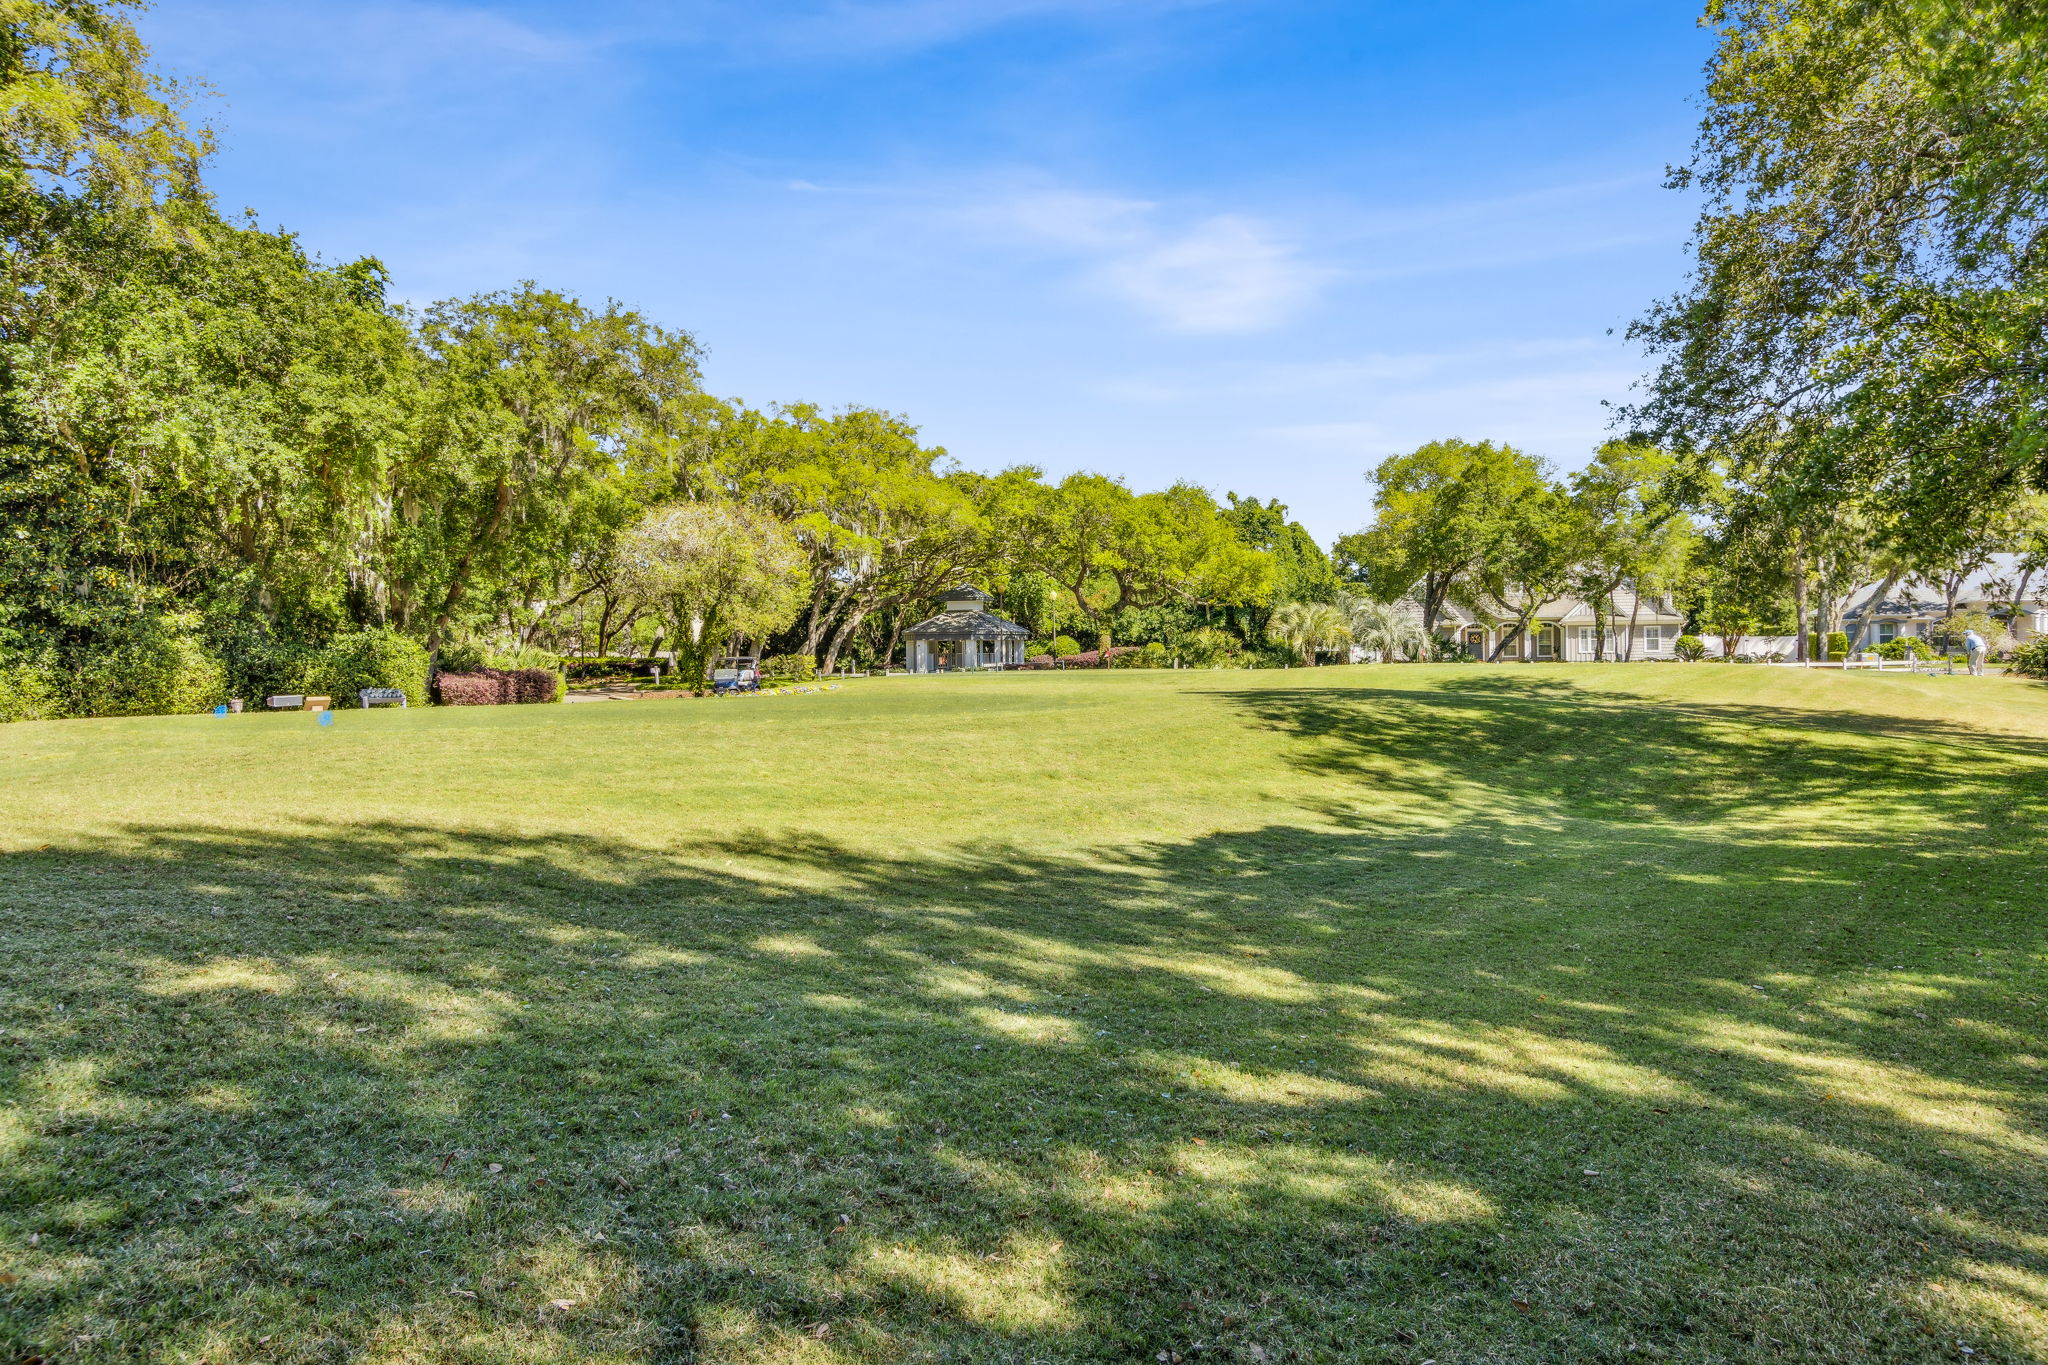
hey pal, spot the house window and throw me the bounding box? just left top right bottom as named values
left=1575, top=625, right=1618, bottom=656
left=1643, top=625, right=1664, bottom=652
left=1536, top=626, right=1560, bottom=659
left=1877, top=622, right=1897, bottom=644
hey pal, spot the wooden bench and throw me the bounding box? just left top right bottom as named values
left=358, top=687, right=408, bottom=708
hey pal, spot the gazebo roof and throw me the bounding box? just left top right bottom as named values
left=905, top=607, right=1030, bottom=640
left=943, top=584, right=991, bottom=603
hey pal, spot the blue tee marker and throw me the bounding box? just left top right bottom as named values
left=318, top=711, right=334, bottom=727
left=213, top=704, right=228, bottom=717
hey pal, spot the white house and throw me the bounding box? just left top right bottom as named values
left=1840, top=553, right=2048, bottom=647
left=1385, top=587, right=1689, bottom=662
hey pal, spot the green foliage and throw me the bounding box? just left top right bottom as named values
left=1337, top=439, right=1554, bottom=633
left=1019, top=474, right=1271, bottom=658
left=615, top=502, right=809, bottom=687
left=1674, top=634, right=1708, bottom=662
left=1267, top=601, right=1350, bottom=666
left=0, top=651, right=66, bottom=721
left=293, top=629, right=431, bottom=708
left=1108, top=641, right=1170, bottom=670
left=763, top=652, right=817, bottom=683
left=1341, top=593, right=1429, bottom=663
left=1630, top=0, right=2048, bottom=550
left=1224, top=494, right=1341, bottom=604
left=1826, top=631, right=1850, bottom=660
left=1930, top=610, right=2002, bottom=652
left=1875, top=637, right=1936, bottom=661
left=1177, top=626, right=1240, bottom=668
left=1049, top=635, right=1082, bottom=660
left=69, top=613, right=225, bottom=717
left=2008, top=637, right=2048, bottom=678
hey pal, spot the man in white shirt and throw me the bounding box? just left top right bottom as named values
left=1963, top=628, right=1988, bottom=676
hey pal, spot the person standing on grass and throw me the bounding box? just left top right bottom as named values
left=1964, top=627, right=1988, bottom=676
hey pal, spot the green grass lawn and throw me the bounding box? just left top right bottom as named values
left=2, top=665, right=2045, bottom=1364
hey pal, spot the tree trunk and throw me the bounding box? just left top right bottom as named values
left=1792, top=553, right=1809, bottom=662
left=1624, top=584, right=1642, bottom=660
left=820, top=606, right=869, bottom=676
left=2008, top=567, right=2036, bottom=640
left=879, top=614, right=907, bottom=673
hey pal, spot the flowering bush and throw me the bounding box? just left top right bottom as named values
left=432, top=667, right=562, bottom=705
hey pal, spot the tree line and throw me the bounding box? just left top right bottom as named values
left=1341, top=0, right=2048, bottom=665
left=0, top=2, right=1346, bottom=717
left=7, top=1, right=2047, bottom=717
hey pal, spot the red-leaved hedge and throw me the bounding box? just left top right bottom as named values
left=1054, top=646, right=1144, bottom=667
left=432, top=667, right=559, bottom=706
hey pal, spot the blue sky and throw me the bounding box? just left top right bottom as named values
left=144, top=0, right=1712, bottom=545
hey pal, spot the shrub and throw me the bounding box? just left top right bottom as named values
left=296, top=628, right=431, bottom=707
left=432, top=667, right=562, bottom=705
left=2008, top=638, right=2048, bottom=678
left=439, top=642, right=563, bottom=674
left=1050, top=636, right=1082, bottom=660
left=763, top=652, right=817, bottom=683
left=1057, top=645, right=1144, bottom=667
left=1428, top=637, right=1475, bottom=663
left=1673, top=634, right=1707, bottom=662
left=436, top=641, right=489, bottom=673
left=1178, top=627, right=1240, bottom=668
left=71, top=613, right=227, bottom=717
left=0, top=652, right=66, bottom=722
left=1826, top=630, right=1850, bottom=660
left=1875, top=636, right=1935, bottom=661
left=1111, top=641, right=1170, bottom=669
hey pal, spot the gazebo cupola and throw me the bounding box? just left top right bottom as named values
left=903, top=585, right=1030, bottom=673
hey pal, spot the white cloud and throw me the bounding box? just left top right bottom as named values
left=970, top=186, right=1333, bottom=334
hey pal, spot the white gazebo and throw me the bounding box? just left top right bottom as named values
left=904, top=586, right=1030, bottom=673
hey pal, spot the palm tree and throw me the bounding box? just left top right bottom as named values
left=1267, top=600, right=1350, bottom=665
left=1341, top=592, right=1429, bottom=662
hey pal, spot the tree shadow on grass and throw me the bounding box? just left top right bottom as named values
left=2, top=688, right=2047, bottom=1362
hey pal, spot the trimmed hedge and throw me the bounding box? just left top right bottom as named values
left=1057, top=646, right=1146, bottom=667
left=433, top=667, right=562, bottom=706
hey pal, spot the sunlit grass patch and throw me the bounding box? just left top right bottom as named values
left=1, top=666, right=2045, bottom=1362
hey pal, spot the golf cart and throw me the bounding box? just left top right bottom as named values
left=710, top=656, right=762, bottom=695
